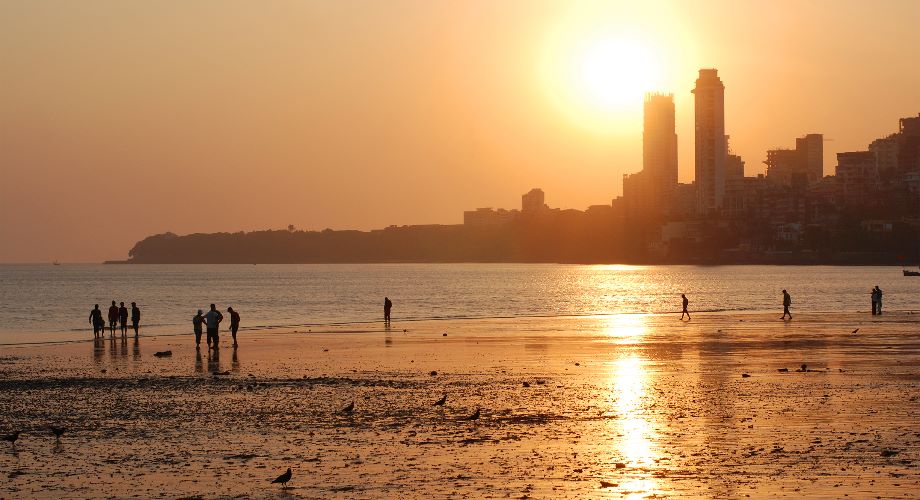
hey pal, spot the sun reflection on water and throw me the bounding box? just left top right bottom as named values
left=603, top=314, right=661, bottom=497
left=603, top=314, right=649, bottom=344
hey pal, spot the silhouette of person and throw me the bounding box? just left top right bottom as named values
left=131, top=302, right=141, bottom=336
left=89, top=304, right=104, bottom=338
left=228, top=306, right=240, bottom=347
left=192, top=309, right=205, bottom=348
left=204, top=303, right=223, bottom=349
left=384, top=297, right=393, bottom=322
left=680, top=294, right=690, bottom=320
left=108, top=301, right=119, bottom=336
left=874, top=286, right=883, bottom=315
left=118, top=302, right=128, bottom=336
left=781, top=289, right=792, bottom=320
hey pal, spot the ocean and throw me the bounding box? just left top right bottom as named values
left=0, top=264, right=916, bottom=344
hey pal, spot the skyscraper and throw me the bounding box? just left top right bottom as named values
left=643, top=93, right=678, bottom=202
left=692, top=69, right=726, bottom=214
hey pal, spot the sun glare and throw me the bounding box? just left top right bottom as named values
left=577, top=37, right=660, bottom=111
left=539, top=3, right=698, bottom=134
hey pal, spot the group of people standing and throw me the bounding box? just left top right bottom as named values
left=89, top=301, right=140, bottom=338
left=192, top=304, right=241, bottom=349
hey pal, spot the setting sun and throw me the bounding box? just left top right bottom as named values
left=577, top=37, right=660, bottom=111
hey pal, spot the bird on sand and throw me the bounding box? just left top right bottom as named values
left=3, top=431, right=20, bottom=447
left=433, top=394, right=447, bottom=407
left=50, top=426, right=66, bottom=441
left=271, top=467, right=292, bottom=488
left=340, top=401, right=355, bottom=415
left=464, top=408, right=481, bottom=421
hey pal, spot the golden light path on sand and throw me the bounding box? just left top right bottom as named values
left=604, top=314, right=660, bottom=498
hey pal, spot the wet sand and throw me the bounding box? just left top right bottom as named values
left=1, top=312, right=919, bottom=498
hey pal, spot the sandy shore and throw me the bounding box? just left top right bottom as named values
left=1, top=312, right=919, bottom=498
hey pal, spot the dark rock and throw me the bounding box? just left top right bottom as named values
left=522, top=382, right=530, bottom=387
left=741, top=373, right=751, bottom=378
left=429, top=371, right=438, bottom=376
left=777, top=368, right=789, bottom=373
left=600, top=481, right=617, bottom=488
left=153, top=350, right=172, bottom=357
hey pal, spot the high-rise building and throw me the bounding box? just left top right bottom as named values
left=765, top=133, right=824, bottom=186
left=643, top=93, right=678, bottom=193
left=796, top=133, right=824, bottom=182
left=521, top=188, right=546, bottom=213
left=692, top=69, right=726, bottom=214
left=836, top=151, right=878, bottom=207
left=869, top=135, right=899, bottom=173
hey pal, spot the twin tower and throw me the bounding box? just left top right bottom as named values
left=641, top=69, right=726, bottom=215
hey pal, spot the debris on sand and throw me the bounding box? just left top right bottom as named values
left=442, top=333, right=447, bottom=337
left=153, top=351, right=172, bottom=358
left=742, top=373, right=751, bottom=378
left=429, top=371, right=438, bottom=376
left=599, top=480, right=618, bottom=488
left=796, top=364, right=808, bottom=372
left=881, top=449, right=899, bottom=457
left=778, top=368, right=789, bottom=373
left=614, top=462, right=625, bottom=469
left=522, top=381, right=531, bottom=387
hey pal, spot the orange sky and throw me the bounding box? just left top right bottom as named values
left=2, top=0, right=919, bottom=262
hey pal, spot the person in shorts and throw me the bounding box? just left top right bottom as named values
left=108, top=301, right=119, bottom=336
left=204, top=304, right=223, bottom=349
left=227, top=306, right=241, bottom=347
left=193, top=309, right=205, bottom=347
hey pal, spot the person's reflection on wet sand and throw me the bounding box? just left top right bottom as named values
left=93, top=338, right=105, bottom=364
left=195, top=348, right=204, bottom=375
left=384, top=322, right=392, bottom=346
left=120, top=335, right=128, bottom=357
left=231, top=346, right=240, bottom=373
left=207, top=346, right=221, bottom=373
left=132, top=336, right=141, bottom=361
left=109, top=336, right=117, bottom=357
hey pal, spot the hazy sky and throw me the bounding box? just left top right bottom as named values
left=2, top=0, right=919, bottom=262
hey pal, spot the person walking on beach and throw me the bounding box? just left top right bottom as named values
left=874, top=286, right=884, bottom=315
left=131, top=302, right=141, bottom=336
left=871, top=287, right=879, bottom=315
left=680, top=294, right=690, bottom=320
left=192, top=309, right=205, bottom=347
left=384, top=297, right=393, bottom=323
left=89, top=304, right=105, bottom=338
left=227, top=306, right=240, bottom=347
left=204, top=304, right=223, bottom=348
left=118, top=302, right=129, bottom=336
left=781, top=289, right=792, bottom=320
left=108, top=301, right=119, bottom=336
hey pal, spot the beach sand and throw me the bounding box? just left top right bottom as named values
left=1, top=312, right=919, bottom=498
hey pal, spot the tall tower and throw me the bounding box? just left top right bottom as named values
left=643, top=93, right=678, bottom=198
left=692, top=69, right=726, bottom=214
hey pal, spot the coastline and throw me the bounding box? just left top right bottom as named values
left=2, top=312, right=919, bottom=497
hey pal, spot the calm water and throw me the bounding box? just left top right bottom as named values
left=0, top=264, right=916, bottom=343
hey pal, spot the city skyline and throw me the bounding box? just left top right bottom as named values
left=3, top=1, right=920, bottom=262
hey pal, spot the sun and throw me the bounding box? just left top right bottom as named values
left=539, top=3, right=697, bottom=134
left=541, top=30, right=665, bottom=133
left=576, top=37, right=660, bottom=111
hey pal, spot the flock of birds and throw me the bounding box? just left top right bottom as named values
left=264, top=394, right=480, bottom=490
left=3, top=394, right=482, bottom=491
